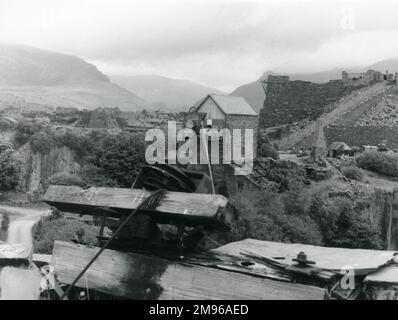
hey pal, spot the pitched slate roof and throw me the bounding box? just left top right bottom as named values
left=192, top=94, right=257, bottom=116
left=329, top=142, right=351, bottom=151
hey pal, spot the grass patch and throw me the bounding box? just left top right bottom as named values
left=32, top=210, right=99, bottom=254
left=341, top=166, right=364, bottom=181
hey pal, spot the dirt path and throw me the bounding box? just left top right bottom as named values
left=0, top=206, right=50, bottom=246
left=277, top=83, right=389, bottom=149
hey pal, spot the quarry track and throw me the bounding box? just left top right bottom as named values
left=277, top=83, right=390, bottom=149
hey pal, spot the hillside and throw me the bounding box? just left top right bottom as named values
left=230, top=68, right=362, bottom=112
left=0, top=44, right=148, bottom=111
left=230, top=81, right=265, bottom=114
left=273, top=83, right=389, bottom=150
left=110, top=75, right=225, bottom=111
left=367, top=59, right=398, bottom=73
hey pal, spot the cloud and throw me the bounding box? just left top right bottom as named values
left=0, top=0, right=398, bottom=91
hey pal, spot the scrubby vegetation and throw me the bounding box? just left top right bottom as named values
left=341, top=166, right=364, bottom=181
left=263, top=160, right=307, bottom=192
left=357, top=151, right=398, bottom=177
left=14, top=117, right=48, bottom=146
left=30, top=131, right=56, bottom=154
left=257, top=143, right=279, bottom=160
left=46, top=172, right=86, bottom=188
left=231, top=186, right=382, bottom=249
left=0, top=144, right=21, bottom=191
left=84, top=131, right=146, bottom=187
left=230, top=187, right=322, bottom=245
left=16, top=123, right=146, bottom=188
left=32, top=209, right=98, bottom=254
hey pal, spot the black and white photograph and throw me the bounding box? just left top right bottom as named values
left=0, top=0, right=397, bottom=305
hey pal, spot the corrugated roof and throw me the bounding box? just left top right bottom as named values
left=193, top=94, right=257, bottom=116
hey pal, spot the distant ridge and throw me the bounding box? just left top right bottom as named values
left=111, top=74, right=225, bottom=111
left=0, top=43, right=148, bottom=111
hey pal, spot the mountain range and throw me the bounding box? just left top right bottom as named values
left=0, top=43, right=147, bottom=111
left=110, top=75, right=224, bottom=111
left=1, top=43, right=398, bottom=114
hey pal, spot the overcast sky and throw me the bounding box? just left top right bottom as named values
left=1, top=0, right=398, bottom=91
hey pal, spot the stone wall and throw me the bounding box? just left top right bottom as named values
left=324, top=125, right=398, bottom=150
left=261, top=77, right=360, bottom=128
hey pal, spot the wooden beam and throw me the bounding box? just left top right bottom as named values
left=0, top=243, right=32, bottom=267
left=0, top=267, right=41, bottom=300
left=43, top=186, right=231, bottom=228
left=51, top=241, right=325, bottom=300
left=214, top=239, right=396, bottom=276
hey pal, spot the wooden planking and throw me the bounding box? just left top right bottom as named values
left=51, top=241, right=325, bottom=300
left=365, top=265, right=398, bottom=284
left=0, top=243, right=32, bottom=266
left=0, top=267, right=41, bottom=300
left=213, top=239, right=396, bottom=275
left=43, top=185, right=230, bottom=227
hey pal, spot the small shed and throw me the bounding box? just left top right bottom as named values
left=328, top=142, right=353, bottom=158
left=362, top=145, right=379, bottom=153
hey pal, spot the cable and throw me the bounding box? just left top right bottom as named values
left=60, top=189, right=165, bottom=300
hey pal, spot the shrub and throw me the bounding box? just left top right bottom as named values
left=356, top=151, right=398, bottom=177
left=230, top=187, right=322, bottom=245
left=14, top=118, right=47, bottom=146
left=309, top=195, right=382, bottom=249
left=231, top=186, right=382, bottom=250
left=265, top=160, right=307, bottom=192
left=32, top=211, right=98, bottom=254
left=53, top=130, right=92, bottom=158
left=46, top=172, right=86, bottom=188
left=29, top=131, right=56, bottom=154
left=0, top=149, right=21, bottom=191
left=341, top=166, right=364, bottom=181
left=90, top=132, right=146, bottom=187
left=258, top=143, right=279, bottom=160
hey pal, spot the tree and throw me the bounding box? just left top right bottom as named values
left=356, top=151, right=398, bottom=177
left=91, top=132, right=146, bottom=187
left=0, top=147, right=21, bottom=191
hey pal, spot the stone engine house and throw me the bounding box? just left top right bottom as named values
left=185, top=94, right=259, bottom=159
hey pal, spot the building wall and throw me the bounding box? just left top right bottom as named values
left=197, top=98, right=225, bottom=120
left=342, top=70, right=383, bottom=87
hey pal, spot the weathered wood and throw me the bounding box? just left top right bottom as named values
left=32, top=253, right=52, bottom=267
left=0, top=243, right=32, bottom=267
left=0, top=267, right=41, bottom=300
left=365, top=265, right=398, bottom=284
left=51, top=241, right=325, bottom=300
left=43, top=186, right=231, bottom=228
left=213, top=239, right=396, bottom=275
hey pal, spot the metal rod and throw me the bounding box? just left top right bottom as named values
left=60, top=189, right=164, bottom=300
left=200, top=129, right=216, bottom=194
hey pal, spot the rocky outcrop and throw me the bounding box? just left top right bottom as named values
left=16, top=144, right=80, bottom=194
left=354, top=94, right=398, bottom=127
